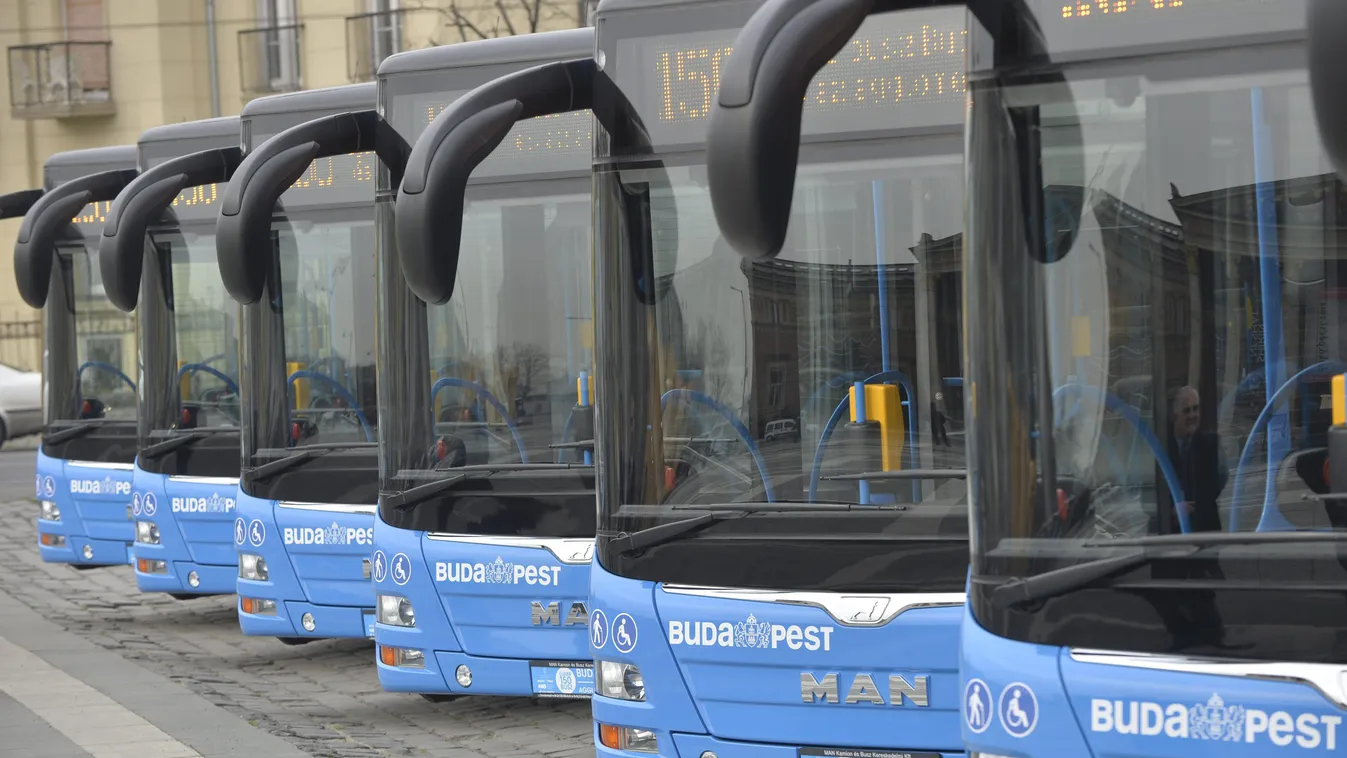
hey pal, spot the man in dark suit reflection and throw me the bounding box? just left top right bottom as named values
left=1150, top=385, right=1239, bottom=653
left=1166, top=385, right=1229, bottom=533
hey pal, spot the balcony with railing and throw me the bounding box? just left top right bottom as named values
left=8, top=41, right=114, bottom=119
left=346, top=8, right=447, bottom=82
left=239, top=24, right=303, bottom=98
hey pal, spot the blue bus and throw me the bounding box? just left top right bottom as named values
left=100, top=117, right=245, bottom=597
left=15, top=146, right=139, bottom=568
left=215, top=84, right=383, bottom=642
left=563, top=0, right=970, bottom=754
left=710, top=0, right=1347, bottom=755
left=376, top=29, right=596, bottom=699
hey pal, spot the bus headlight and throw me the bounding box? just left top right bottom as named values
left=378, top=645, right=424, bottom=668
left=239, top=554, right=268, bottom=581
left=135, top=521, right=160, bottom=545
left=239, top=597, right=276, bottom=615
left=377, top=594, right=415, bottom=627
left=597, top=660, right=645, bottom=701
left=597, top=724, right=657, bottom=753
left=39, top=500, right=60, bottom=521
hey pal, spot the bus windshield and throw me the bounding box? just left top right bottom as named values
left=149, top=223, right=241, bottom=430
left=417, top=187, right=591, bottom=468
left=589, top=2, right=970, bottom=594
left=965, top=0, right=1347, bottom=662
left=244, top=208, right=378, bottom=459
left=68, top=237, right=137, bottom=424
left=376, top=68, right=595, bottom=534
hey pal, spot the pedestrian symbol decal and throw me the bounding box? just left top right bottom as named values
left=248, top=519, right=265, bottom=547
left=590, top=609, right=609, bottom=650
left=390, top=553, right=411, bottom=586
left=371, top=550, right=388, bottom=583
left=998, top=682, right=1038, bottom=738
left=132, top=492, right=143, bottom=517
left=234, top=518, right=246, bottom=545
left=612, top=613, right=637, bottom=654
left=964, top=678, right=992, bottom=734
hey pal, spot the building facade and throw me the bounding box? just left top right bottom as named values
left=0, top=0, right=587, bottom=371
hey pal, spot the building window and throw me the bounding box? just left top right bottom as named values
left=259, top=0, right=299, bottom=91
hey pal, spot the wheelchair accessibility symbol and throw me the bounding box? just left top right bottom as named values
left=611, top=613, right=637, bottom=654
left=998, top=682, right=1038, bottom=738
left=590, top=609, right=609, bottom=650
left=964, top=678, right=992, bottom=734
left=390, top=553, right=411, bottom=586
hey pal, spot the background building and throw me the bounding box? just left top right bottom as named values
left=0, top=0, right=589, bottom=370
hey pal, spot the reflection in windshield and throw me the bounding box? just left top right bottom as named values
left=70, top=246, right=136, bottom=422
left=416, top=190, right=592, bottom=474
left=1003, top=76, right=1347, bottom=544
left=276, top=220, right=378, bottom=448
left=965, top=54, right=1347, bottom=659
left=160, top=230, right=241, bottom=428
left=594, top=155, right=969, bottom=591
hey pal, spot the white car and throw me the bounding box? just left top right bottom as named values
left=0, top=363, right=42, bottom=447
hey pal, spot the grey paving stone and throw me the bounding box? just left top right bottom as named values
left=0, top=485, right=595, bottom=758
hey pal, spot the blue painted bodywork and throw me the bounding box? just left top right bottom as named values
left=960, top=607, right=1345, bottom=755
left=129, top=465, right=238, bottom=593
left=589, top=561, right=965, bottom=757
left=372, top=513, right=594, bottom=697
left=234, top=487, right=376, bottom=638
left=35, top=450, right=134, bottom=566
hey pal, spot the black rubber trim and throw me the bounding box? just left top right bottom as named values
left=99, top=147, right=242, bottom=312
left=216, top=110, right=409, bottom=304
left=14, top=169, right=137, bottom=308
left=395, top=58, right=594, bottom=305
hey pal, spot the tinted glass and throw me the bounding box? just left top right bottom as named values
left=153, top=223, right=241, bottom=427
left=965, top=3, right=1347, bottom=660
left=377, top=68, right=593, bottom=533
left=592, top=1, right=969, bottom=592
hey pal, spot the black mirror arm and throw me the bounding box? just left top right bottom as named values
left=395, top=58, right=595, bottom=306
left=217, top=109, right=403, bottom=304
left=705, top=0, right=1061, bottom=260
left=99, top=147, right=242, bottom=312
left=14, top=168, right=137, bottom=308
left=1309, top=0, right=1347, bottom=181
left=0, top=189, right=43, bottom=221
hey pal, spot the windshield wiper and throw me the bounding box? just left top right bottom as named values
left=387, top=463, right=592, bottom=511
left=140, top=432, right=211, bottom=460
left=45, top=421, right=106, bottom=445
left=989, top=531, right=1347, bottom=609
left=244, top=442, right=369, bottom=481
left=823, top=468, right=967, bottom=481
left=611, top=502, right=889, bottom=555
left=247, top=449, right=327, bottom=480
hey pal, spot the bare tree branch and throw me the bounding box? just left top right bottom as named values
left=490, top=0, right=517, bottom=35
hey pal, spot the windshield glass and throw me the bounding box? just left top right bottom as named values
left=376, top=68, right=596, bottom=534
left=248, top=210, right=378, bottom=457
left=152, top=224, right=241, bottom=429
left=68, top=234, right=136, bottom=423
left=593, top=155, right=968, bottom=592
left=965, top=1, right=1347, bottom=660
left=591, top=3, right=969, bottom=593
left=409, top=186, right=592, bottom=473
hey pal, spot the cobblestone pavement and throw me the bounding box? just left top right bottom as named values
left=0, top=451, right=593, bottom=758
